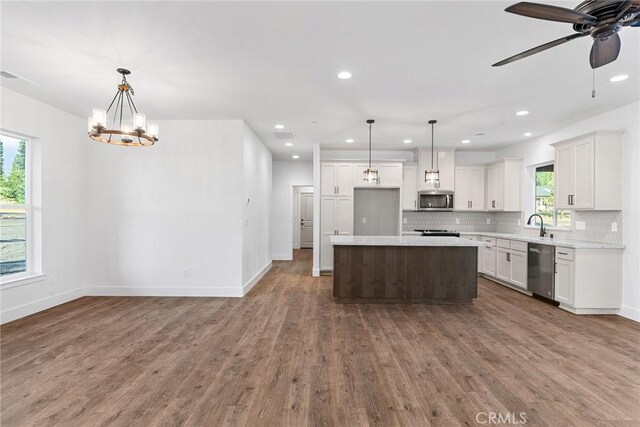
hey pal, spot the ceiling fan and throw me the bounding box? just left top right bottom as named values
left=493, top=0, right=640, bottom=68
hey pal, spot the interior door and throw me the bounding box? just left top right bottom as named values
left=300, top=193, right=314, bottom=248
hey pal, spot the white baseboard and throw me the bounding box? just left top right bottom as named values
left=243, top=262, right=272, bottom=295
left=618, top=305, right=640, bottom=322
left=1, top=287, right=84, bottom=324
left=86, top=286, right=244, bottom=298
left=293, top=244, right=300, bottom=250
left=312, top=268, right=320, bottom=277
left=559, top=305, right=619, bottom=315
left=272, top=253, right=292, bottom=261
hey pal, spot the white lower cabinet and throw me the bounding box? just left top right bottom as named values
left=481, top=237, right=496, bottom=276
left=483, top=238, right=527, bottom=289
left=320, top=196, right=352, bottom=271
left=555, top=256, right=574, bottom=306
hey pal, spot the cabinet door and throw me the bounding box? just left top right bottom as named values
left=573, top=138, right=594, bottom=209
left=486, top=165, right=497, bottom=210
left=454, top=167, right=470, bottom=210
left=378, top=164, right=402, bottom=187
left=469, top=167, right=485, bottom=211
left=494, top=163, right=504, bottom=210
left=555, top=258, right=574, bottom=305
left=321, top=164, right=336, bottom=196
left=335, top=164, right=353, bottom=196
left=555, top=145, right=573, bottom=209
left=320, top=197, right=336, bottom=270
left=483, top=245, right=496, bottom=276
left=510, top=251, right=527, bottom=288
left=437, top=151, right=455, bottom=191
left=402, top=165, right=418, bottom=210
left=335, top=197, right=353, bottom=234
left=496, top=248, right=511, bottom=282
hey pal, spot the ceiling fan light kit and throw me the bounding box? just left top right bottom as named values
left=493, top=0, right=640, bottom=69
left=88, top=68, right=158, bottom=146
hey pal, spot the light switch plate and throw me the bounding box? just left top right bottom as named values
left=575, top=221, right=586, bottom=230
left=362, top=217, right=367, bottom=224
left=612, top=222, right=618, bottom=232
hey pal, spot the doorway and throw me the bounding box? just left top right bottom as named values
left=292, top=186, right=314, bottom=250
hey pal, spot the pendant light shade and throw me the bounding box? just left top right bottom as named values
left=363, top=119, right=379, bottom=184
left=425, top=119, right=440, bottom=185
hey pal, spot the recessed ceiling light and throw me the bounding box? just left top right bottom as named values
left=403, top=139, right=412, bottom=144
left=285, top=142, right=293, bottom=146
left=524, top=132, right=532, bottom=137
left=345, top=138, right=354, bottom=143
left=516, top=110, right=529, bottom=116
left=337, top=71, right=352, bottom=80
left=274, top=124, right=284, bottom=129
left=609, top=74, right=629, bottom=82
left=461, top=139, right=471, bottom=144
left=292, top=155, right=300, bottom=159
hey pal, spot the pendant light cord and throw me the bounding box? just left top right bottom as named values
left=431, top=122, right=434, bottom=169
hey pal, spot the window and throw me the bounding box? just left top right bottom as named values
left=534, top=164, right=570, bottom=228
left=0, top=135, right=29, bottom=278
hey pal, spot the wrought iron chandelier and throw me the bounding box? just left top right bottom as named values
left=424, top=119, right=440, bottom=185
left=363, top=119, right=379, bottom=184
left=88, top=68, right=158, bottom=146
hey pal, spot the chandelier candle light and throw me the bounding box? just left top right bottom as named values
left=88, top=68, right=158, bottom=146
left=425, top=119, right=440, bottom=185
left=363, top=119, right=379, bottom=184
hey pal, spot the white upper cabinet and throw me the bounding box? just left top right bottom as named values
left=486, top=159, right=522, bottom=211
left=354, top=163, right=402, bottom=187
left=321, top=163, right=353, bottom=196
left=418, top=150, right=455, bottom=191
left=553, top=131, right=622, bottom=210
left=455, top=166, right=485, bottom=211
left=402, top=163, right=418, bottom=211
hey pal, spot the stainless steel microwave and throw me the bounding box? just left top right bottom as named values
left=418, top=190, right=454, bottom=211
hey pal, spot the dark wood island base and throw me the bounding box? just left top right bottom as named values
left=333, top=245, right=478, bottom=303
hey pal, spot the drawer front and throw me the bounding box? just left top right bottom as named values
left=510, top=240, right=528, bottom=252
left=497, top=238, right=510, bottom=249
left=482, top=237, right=497, bottom=247
left=556, top=247, right=574, bottom=261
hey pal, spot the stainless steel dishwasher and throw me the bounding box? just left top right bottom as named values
left=527, top=243, right=555, bottom=299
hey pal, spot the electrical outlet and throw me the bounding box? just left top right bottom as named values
left=456, top=218, right=460, bottom=225
left=362, top=217, right=367, bottom=224
left=486, top=218, right=491, bottom=224
left=403, top=217, right=407, bottom=224
left=575, top=221, right=586, bottom=230
left=612, top=222, right=618, bottom=232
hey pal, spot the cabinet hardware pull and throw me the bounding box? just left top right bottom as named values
left=507, top=253, right=511, bottom=262
left=558, top=252, right=568, bottom=255
left=470, top=201, right=472, bottom=208
left=568, top=195, right=571, bottom=205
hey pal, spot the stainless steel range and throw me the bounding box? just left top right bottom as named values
left=414, top=229, right=461, bottom=237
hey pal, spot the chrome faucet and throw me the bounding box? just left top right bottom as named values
left=527, top=214, right=546, bottom=238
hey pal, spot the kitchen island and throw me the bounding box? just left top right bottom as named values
left=330, top=235, right=486, bottom=303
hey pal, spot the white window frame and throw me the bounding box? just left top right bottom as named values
left=531, top=161, right=571, bottom=229
left=0, top=133, right=40, bottom=284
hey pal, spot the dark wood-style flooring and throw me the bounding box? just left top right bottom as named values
left=2, top=249, right=639, bottom=426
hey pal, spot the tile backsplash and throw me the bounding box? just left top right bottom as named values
left=403, top=211, right=494, bottom=232
left=403, top=210, right=623, bottom=244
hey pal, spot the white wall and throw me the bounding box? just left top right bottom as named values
left=242, top=123, right=272, bottom=292
left=496, top=101, right=640, bottom=322
left=271, top=161, right=313, bottom=260
left=83, top=119, right=247, bottom=297
left=1, top=88, right=88, bottom=323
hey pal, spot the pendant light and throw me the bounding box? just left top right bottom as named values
left=363, top=119, right=379, bottom=184
left=424, top=119, right=440, bottom=185
left=88, top=68, right=158, bottom=146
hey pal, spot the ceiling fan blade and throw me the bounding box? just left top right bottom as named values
left=590, top=33, right=621, bottom=68
left=506, top=2, right=597, bottom=24
left=492, top=33, right=588, bottom=67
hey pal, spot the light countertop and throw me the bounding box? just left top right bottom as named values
left=401, top=231, right=625, bottom=249
left=330, top=235, right=485, bottom=247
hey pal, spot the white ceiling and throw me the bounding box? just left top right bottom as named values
left=2, top=1, right=639, bottom=160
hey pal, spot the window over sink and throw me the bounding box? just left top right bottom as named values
left=534, top=164, right=571, bottom=228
